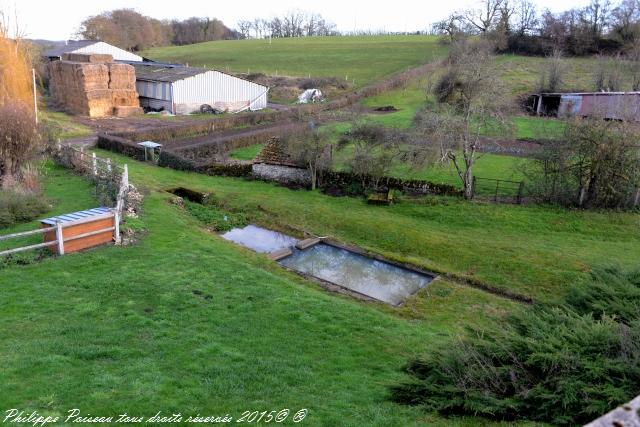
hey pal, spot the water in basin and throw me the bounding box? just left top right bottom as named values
left=222, top=225, right=298, bottom=253
left=279, top=243, right=433, bottom=305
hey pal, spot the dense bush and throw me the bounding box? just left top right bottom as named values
left=390, top=267, right=640, bottom=425
left=525, top=117, right=640, bottom=209
left=0, top=190, right=50, bottom=228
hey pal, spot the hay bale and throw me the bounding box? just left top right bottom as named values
left=111, top=89, right=139, bottom=106
left=48, top=59, right=140, bottom=118
left=108, top=63, right=136, bottom=90
left=114, top=106, right=143, bottom=117
left=63, top=53, right=113, bottom=63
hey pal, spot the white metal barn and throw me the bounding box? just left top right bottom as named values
left=131, top=62, right=269, bottom=115
left=43, top=40, right=143, bottom=62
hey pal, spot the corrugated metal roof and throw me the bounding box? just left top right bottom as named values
left=42, top=40, right=98, bottom=58
left=40, top=207, right=112, bottom=225
left=540, top=91, right=640, bottom=96
left=130, top=62, right=208, bottom=82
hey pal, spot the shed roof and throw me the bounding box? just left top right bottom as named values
left=42, top=40, right=98, bottom=58
left=40, top=207, right=112, bottom=225
left=130, top=62, right=209, bottom=82
left=539, top=91, right=640, bottom=97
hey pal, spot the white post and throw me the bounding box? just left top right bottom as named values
left=106, top=158, right=112, bottom=173
left=113, top=210, right=121, bottom=244
left=32, top=68, right=38, bottom=125
left=123, top=164, right=129, bottom=188
left=55, top=221, right=65, bottom=255
left=92, top=153, right=97, bottom=176
left=635, top=188, right=640, bottom=207
left=80, top=146, right=85, bottom=163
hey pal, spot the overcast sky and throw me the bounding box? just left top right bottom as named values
left=3, top=0, right=593, bottom=40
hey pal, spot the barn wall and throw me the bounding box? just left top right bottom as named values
left=172, top=71, right=268, bottom=114
left=73, top=42, right=143, bottom=62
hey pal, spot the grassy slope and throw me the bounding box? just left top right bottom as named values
left=143, top=36, right=448, bottom=87
left=360, top=75, right=566, bottom=139
left=98, top=151, right=639, bottom=302
left=0, top=164, right=533, bottom=427
left=41, top=111, right=93, bottom=140
left=497, top=54, right=637, bottom=95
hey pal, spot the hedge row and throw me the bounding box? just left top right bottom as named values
left=96, top=134, right=146, bottom=161
left=322, top=170, right=462, bottom=197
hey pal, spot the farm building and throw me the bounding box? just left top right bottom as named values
left=43, top=40, right=144, bottom=62
left=129, top=62, right=269, bottom=114
left=532, top=92, right=640, bottom=120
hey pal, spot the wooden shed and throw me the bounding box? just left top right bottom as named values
left=40, top=207, right=118, bottom=254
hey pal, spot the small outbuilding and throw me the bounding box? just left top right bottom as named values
left=532, top=92, right=640, bottom=121
left=43, top=40, right=144, bottom=62
left=129, top=62, right=269, bottom=115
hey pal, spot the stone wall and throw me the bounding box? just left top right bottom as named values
left=252, top=163, right=311, bottom=187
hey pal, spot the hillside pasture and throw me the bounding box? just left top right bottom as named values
left=143, top=36, right=448, bottom=87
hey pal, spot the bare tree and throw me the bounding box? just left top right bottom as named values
left=284, top=127, right=333, bottom=190
left=237, top=20, right=252, bottom=39
left=515, top=0, right=538, bottom=35
left=464, top=0, right=506, bottom=33
left=415, top=40, right=512, bottom=199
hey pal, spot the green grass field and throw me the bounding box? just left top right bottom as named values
left=143, top=36, right=448, bottom=87
left=229, top=144, right=264, bottom=161
left=359, top=76, right=566, bottom=140
left=100, top=151, right=640, bottom=302
left=497, top=54, right=638, bottom=95
left=1, top=162, right=539, bottom=427
left=2, top=153, right=638, bottom=425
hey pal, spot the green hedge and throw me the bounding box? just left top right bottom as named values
left=322, top=170, right=462, bottom=197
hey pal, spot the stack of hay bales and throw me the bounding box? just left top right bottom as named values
left=49, top=53, right=142, bottom=118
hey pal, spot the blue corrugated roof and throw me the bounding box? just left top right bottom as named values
left=40, top=207, right=111, bottom=225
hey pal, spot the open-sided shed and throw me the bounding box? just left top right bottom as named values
left=130, top=62, right=269, bottom=115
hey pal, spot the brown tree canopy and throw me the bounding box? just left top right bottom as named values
left=78, top=9, right=236, bottom=51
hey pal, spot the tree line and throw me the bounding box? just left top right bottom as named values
left=236, top=11, right=338, bottom=39
left=78, top=9, right=238, bottom=51
left=433, top=0, right=640, bottom=56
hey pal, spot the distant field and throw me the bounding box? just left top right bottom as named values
left=497, top=54, right=637, bottom=95
left=143, top=36, right=448, bottom=87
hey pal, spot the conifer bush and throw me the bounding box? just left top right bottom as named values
left=391, top=267, right=640, bottom=425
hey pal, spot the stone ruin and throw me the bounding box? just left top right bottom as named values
left=48, top=53, right=142, bottom=118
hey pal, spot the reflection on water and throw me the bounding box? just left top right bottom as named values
left=222, top=225, right=298, bottom=253
left=280, top=244, right=433, bottom=305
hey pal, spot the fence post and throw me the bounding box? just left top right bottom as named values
left=113, top=210, right=121, bottom=244
left=106, top=158, right=112, bottom=173
left=517, top=181, right=524, bottom=204
left=55, top=221, right=65, bottom=255
left=494, top=180, right=500, bottom=202
left=123, top=164, right=129, bottom=188
left=634, top=188, right=640, bottom=208
left=80, top=146, right=85, bottom=163
left=92, top=153, right=97, bottom=176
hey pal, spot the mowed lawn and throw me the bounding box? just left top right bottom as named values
left=1, top=163, right=536, bottom=427
left=143, top=36, right=448, bottom=86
